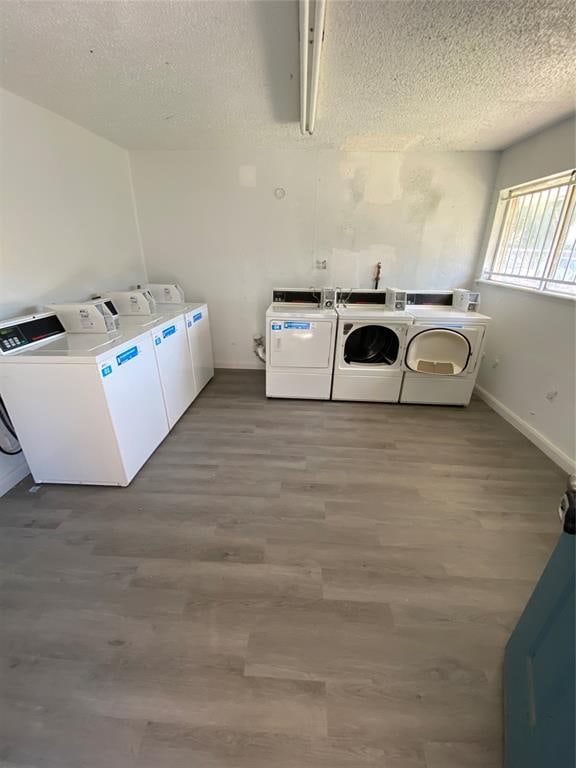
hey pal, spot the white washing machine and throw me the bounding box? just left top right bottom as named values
left=147, top=298, right=215, bottom=395
left=116, top=308, right=197, bottom=429
left=266, top=289, right=337, bottom=399
left=0, top=312, right=169, bottom=485
left=400, top=302, right=491, bottom=406
left=183, top=303, right=214, bottom=394
left=141, top=281, right=214, bottom=395
left=333, top=290, right=413, bottom=402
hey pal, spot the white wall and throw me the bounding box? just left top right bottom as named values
left=0, top=89, right=146, bottom=319
left=130, top=149, right=497, bottom=368
left=475, top=116, right=576, bottom=471
left=0, top=88, right=146, bottom=494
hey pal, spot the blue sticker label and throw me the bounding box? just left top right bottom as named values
left=163, top=325, right=176, bottom=338
left=154, top=337, right=161, bottom=345
left=271, top=322, right=282, bottom=331
left=101, top=364, right=113, bottom=378
left=284, top=321, right=311, bottom=330
left=116, top=346, right=139, bottom=365
left=193, top=312, right=202, bottom=323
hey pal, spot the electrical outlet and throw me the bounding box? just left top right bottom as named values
left=315, top=259, right=328, bottom=270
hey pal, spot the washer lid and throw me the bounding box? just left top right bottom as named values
left=0, top=325, right=152, bottom=363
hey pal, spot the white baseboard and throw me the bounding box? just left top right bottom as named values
left=475, top=385, right=575, bottom=474
left=0, top=457, right=30, bottom=497
left=215, top=361, right=265, bottom=371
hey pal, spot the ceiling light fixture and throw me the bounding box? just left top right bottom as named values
left=299, top=0, right=327, bottom=135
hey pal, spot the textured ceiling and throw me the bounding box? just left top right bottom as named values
left=0, top=0, right=574, bottom=150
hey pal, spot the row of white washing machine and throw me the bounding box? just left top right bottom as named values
left=265, top=288, right=490, bottom=406
left=0, top=286, right=213, bottom=487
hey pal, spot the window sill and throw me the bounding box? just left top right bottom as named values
left=475, top=278, right=576, bottom=303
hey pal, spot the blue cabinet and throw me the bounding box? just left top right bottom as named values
left=505, top=479, right=575, bottom=767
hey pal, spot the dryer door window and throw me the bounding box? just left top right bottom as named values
left=405, top=329, right=471, bottom=375
left=344, top=325, right=400, bottom=365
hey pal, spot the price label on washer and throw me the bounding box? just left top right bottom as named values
left=283, top=321, right=313, bottom=330
left=116, top=346, right=139, bottom=366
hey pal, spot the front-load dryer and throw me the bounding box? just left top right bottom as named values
left=266, top=288, right=337, bottom=399
left=400, top=303, right=491, bottom=406
left=333, top=290, right=413, bottom=402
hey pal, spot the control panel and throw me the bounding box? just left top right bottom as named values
left=452, top=289, right=481, bottom=312
left=337, top=290, right=387, bottom=306
left=321, top=287, right=336, bottom=309
left=385, top=288, right=407, bottom=312
left=0, top=326, right=27, bottom=352
left=272, top=289, right=322, bottom=305
left=0, top=313, right=66, bottom=355
left=406, top=291, right=453, bottom=306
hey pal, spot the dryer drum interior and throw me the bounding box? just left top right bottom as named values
left=405, top=329, right=471, bottom=375
left=344, top=325, right=400, bottom=365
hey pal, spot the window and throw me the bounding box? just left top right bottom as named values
left=482, top=169, right=576, bottom=297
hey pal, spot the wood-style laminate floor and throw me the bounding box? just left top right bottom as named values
left=0, top=370, right=565, bottom=768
